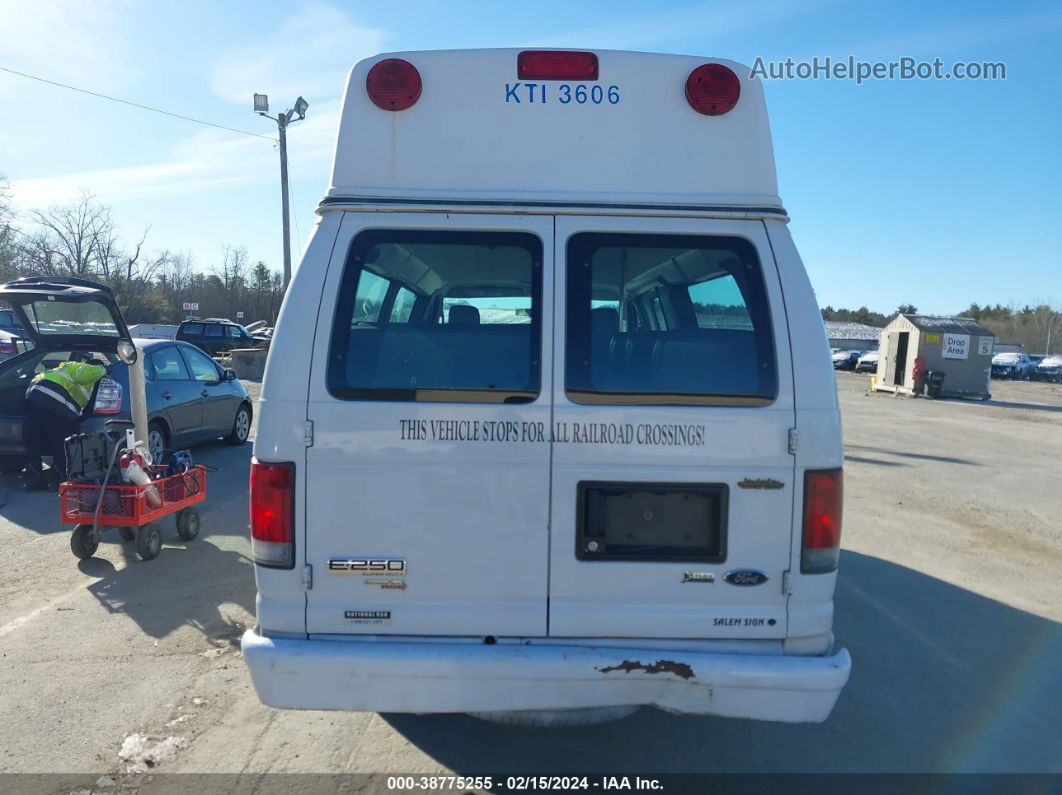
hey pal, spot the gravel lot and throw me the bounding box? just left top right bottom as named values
left=0, top=375, right=1059, bottom=785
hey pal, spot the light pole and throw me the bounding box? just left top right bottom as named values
left=255, top=93, right=308, bottom=289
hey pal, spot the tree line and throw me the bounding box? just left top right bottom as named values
left=0, top=176, right=284, bottom=326
left=822, top=302, right=1061, bottom=354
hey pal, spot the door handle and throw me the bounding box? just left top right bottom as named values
left=201, top=390, right=210, bottom=398
left=162, top=391, right=172, bottom=400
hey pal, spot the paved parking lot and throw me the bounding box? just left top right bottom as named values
left=0, top=376, right=1059, bottom=783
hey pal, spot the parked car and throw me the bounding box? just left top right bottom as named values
left=831, top=350, right=861, bottom=370
left=855, top=351, right=880, bottom=373
left=176, top=318, right=262, bottom=356
left=128, top=323, right=178, bottom=340
left=0, top=279, right=252, bottom=474
left=991, top=352, right=1034, bottom=379
left=1033, top=355, right=1062, bottom=383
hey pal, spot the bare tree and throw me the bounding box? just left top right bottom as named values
left=27, top=191, right=113, bottom=276
left=1031, top=302, right=1061, bottom=355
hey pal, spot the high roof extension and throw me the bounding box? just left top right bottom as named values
left=327, top=49, right=782, bottom=215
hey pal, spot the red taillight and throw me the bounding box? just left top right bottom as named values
left=93, top=376, right=122, bottom=415
left=802, top=469, right=843, bottom=573
left=685, top=63, right=741, bottom=116
left=366, top=58, right=422, bottom=111
left=250, top=458, right=295, bottom=568
left=517, top=51, right=599, bottom=81
left=0, top=342, right=14, bottom=354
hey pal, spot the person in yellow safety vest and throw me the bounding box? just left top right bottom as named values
left=22, top=357, right=109, bottom=490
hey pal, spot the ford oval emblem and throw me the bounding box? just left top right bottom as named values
left=723, top=569, right=769, bottom=587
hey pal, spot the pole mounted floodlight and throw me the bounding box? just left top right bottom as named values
left=254, top=93, right=309, bottom=289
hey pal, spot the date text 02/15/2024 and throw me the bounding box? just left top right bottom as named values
left=505, top=82, right=620, bottom=104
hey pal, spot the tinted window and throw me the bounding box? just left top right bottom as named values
left=389, top=287, right=417, bottom=324
left=181, top=323, right=203, bottom=336
left=149, top=347, right=190, bottom=381
left=205, top=324, right=224, bottom=338
left=180, top=346, right=220, bottom=382
left=23, top=299, right=118, bottom=337
left=566, top=233, right=777, bottom=405
left=328, top=230, right=542, bottom=403
left=227, top=325, right=242, bottom=339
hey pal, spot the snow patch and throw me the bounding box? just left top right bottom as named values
left=118, top=732, right=187, bottom=773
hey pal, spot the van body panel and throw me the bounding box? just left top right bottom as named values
left=332, top=50, right=780, bottom=210
left=303, top=213, right=553, bottom=636
left=245, top=48, right=849, bottom=723
left=548, top=216, right=795, bottom=638
left=252, top=214, right=342, bottom=635
left=763, top=221, right=844, bottom=640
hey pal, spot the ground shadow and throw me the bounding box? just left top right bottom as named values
left=845, top=444, right=979, bottom=466
left=979, top=400, right=1062, bottom=414
left=65, top=441, right=254, bottom=641
left=844, top=454, right=906, bottom=467
left=383, top=551, right=1062, bottom=774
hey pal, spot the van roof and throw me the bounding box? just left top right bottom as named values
left=327, top=49, right=782, bottom=216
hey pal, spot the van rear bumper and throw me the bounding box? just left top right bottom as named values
left=242, top=630, right=851, bottom=723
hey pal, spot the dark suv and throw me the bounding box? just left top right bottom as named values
left=176, top=319, right=260, bottom=356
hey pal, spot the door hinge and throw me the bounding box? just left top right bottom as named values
left=787, top=428, right=798, bottom=455
left=302, top=564, right=313, bottom=590
left=304, top=420, right=314, bottom=447
left=782, top=570, right=794, bottom=596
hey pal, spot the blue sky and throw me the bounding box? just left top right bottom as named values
left=2, top=0, right=1059, bottom=314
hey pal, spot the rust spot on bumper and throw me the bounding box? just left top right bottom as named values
left=597, top=659, right=695, bottom=680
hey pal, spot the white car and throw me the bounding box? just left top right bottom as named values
left=242, top=48, right=850, bottom=725
left=1034, top=355, right=1062, bottom=383
left=991, top=352, right=1034, bottom=380
left=855, top=351, right=880, bottom=372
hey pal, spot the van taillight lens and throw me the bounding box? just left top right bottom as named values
left=366, top=58, right=422, bottom=111
left=250, top=459, right=295, bottom=569
left=801, top=469, right=843, bottom=573
left=93, top=376, right=123, bottom=414
left=0, top=341, right=15, bottom=354
left=518, top=51, right=598, bottom=80
left=685, top=63, right=741, bottom=116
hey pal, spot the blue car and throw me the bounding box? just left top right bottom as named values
left=0, top=278, right=252, bottom=474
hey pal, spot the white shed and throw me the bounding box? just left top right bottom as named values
left=875, top=314, right=995, bottom=399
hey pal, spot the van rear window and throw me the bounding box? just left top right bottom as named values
left=327, top=230, right=542, bottom=403
left=565, top=233, right=777, bottom=405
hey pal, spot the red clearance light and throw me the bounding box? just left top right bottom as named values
left=685, top=63, right=741, bottom=116
left=250, top=458, right=295, bottom=568
left=518, top=51, right=598, bottom=81
left=801, top=469, right=844, bottom=573
left=366, top=58, right=422, bottom=111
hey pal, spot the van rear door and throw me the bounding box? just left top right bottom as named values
left=304, top=213, right=554, bottom=636
left=549, top=216, right=795, bottom=639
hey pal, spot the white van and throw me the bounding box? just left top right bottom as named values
left=243, top=49, right=850, bottom=724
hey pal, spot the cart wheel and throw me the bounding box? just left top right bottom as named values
left=135, top=523, right=163, bottom=561
left=176, top=507, right=200, bottom=542
left=118, top=526, right=136, bottom=542
left=71, top=524, right=99, bottom=560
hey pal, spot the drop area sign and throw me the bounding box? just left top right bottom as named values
left=942, top=333, right=970, bottom=360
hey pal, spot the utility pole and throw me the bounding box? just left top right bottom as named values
left=254, top=93, right=308, bottom=289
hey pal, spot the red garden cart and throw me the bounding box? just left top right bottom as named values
left=60, top=464, right=208, bottom=561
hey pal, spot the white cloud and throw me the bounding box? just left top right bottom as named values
left=209, top=3, right=388, bottom=106
left=10, top=102, right=340, bottom=208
